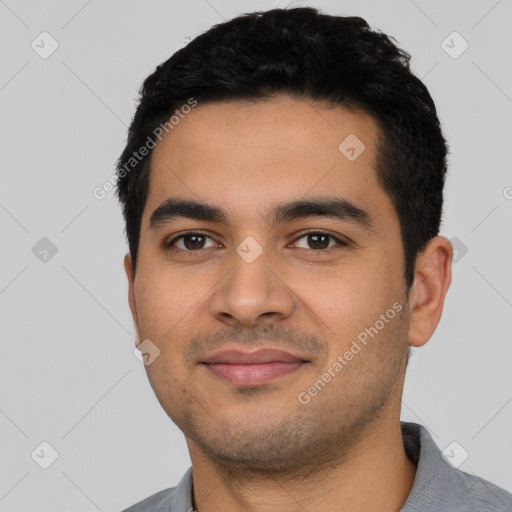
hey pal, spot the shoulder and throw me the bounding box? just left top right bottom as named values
left=400, top=421, right=512, bottom=511
left=458, top=470, right=512, bottom=511
left=121, top=486, right=177, bottom=512
left=121, top=467, right=193, bottom=512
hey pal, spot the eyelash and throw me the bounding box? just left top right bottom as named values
left=163, top=230, right=348, bottom=256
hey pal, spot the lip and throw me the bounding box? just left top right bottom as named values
left=201, top=349, right=309, bottom=386
left=203, top=349, right=307, bottom=364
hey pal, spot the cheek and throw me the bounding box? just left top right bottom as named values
left=286, top=259, right=403, bottom=347
left=134, top=266, right=210, bottom=340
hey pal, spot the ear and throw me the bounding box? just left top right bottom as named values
left=124, top=252, right=141, bottom=347
left=407, top=236, right=453, bottom=347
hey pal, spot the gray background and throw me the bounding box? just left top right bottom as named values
left=0, top=0, right=511, bottom=510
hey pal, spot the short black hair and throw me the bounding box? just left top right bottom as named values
left=115, top=6, right=449, bottom=291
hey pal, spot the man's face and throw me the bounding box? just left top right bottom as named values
left=126, top=94, right=412, bottom=473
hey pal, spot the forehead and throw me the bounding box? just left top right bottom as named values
left=143, top=94, right=394, bottom=228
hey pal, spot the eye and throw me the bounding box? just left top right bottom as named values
left=291, top=231, right=347, bottom=251
left=163, top=230, right=348, bottom=255
left=165, top=232, right=219, bottom=251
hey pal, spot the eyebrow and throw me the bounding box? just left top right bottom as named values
left=149, top=197, right=374, bottom=233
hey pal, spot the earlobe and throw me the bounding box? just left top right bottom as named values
left=124, top=252, right=140, bottom=344
left=407, top=236, right=453, bottom=348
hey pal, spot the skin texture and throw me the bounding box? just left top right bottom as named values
left=124, top=94, right=453, bottom=511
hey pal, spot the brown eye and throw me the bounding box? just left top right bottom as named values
left=306, top=233, right=330, bottom=249
left=166, top=232, right=217, bottom=251
left=182, top=234, right=207, bottom=250
left=293, top=232, right=346, bottom=250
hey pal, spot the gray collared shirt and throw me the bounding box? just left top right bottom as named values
left=122, top=421, right=512, bottom=511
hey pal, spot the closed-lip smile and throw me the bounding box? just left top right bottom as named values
left=202, top=348, right=309, bottom=386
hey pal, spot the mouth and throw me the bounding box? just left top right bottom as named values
left=201, top=349, right=309, bottom=386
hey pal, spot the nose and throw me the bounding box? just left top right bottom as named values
left=208, top=244, right=296, bottom=327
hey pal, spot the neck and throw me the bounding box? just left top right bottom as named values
left=187, top=415, right=417, bottom=512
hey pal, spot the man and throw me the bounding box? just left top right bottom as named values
left=116, top=7, right=512, bottom=512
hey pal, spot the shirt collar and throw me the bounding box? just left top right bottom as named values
left=400, top=421, right=472, bottom=511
